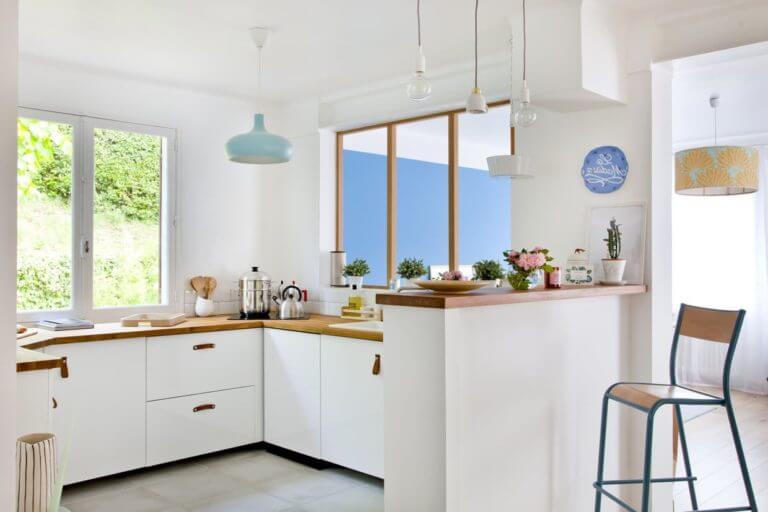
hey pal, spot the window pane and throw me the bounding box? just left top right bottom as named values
left=343, top=128, right=388, bottom=285
left=17, top=117, right=74, bottom=312
left=93, top=128, right=162, bottom=307
left=396, top=117, right=449, bottom=277
left=458, top=105, right=511, bottom=269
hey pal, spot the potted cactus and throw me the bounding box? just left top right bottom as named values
left=601, top=218, right=626, bottom=284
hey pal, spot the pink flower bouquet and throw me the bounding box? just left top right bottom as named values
left=438, top=269, right=466, bottom=281
left=503, top=246, right=554, bottom=290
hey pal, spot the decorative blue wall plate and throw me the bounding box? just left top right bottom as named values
left=581, top=146, right=629, bottom=194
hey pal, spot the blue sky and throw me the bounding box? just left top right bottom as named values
left=343, top=150, right=510, bottom=284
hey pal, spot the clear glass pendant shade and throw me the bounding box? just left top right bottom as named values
left=407, top=51, right=432, bottom=101
left=513, top=102, right=537, bottom=127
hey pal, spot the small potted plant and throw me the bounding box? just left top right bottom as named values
left=397, top=257, right=427, bottom=288
left=602, top=218, right=626, bottom=284
left=343, top=258, right=371, bottom=289
left=503, top=246, right=554, bottom=290
left=472, top=259, right=505, bottom=287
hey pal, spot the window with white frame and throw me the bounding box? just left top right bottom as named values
left=17, top=109, right=177, bottom=321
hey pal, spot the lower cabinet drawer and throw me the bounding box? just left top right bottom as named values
left=147, top=387, right=257, bottom=466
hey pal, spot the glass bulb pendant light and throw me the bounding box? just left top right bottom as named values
left=226, top=27, right=293, bottom=164
left=407, top=0, right=432, bottom=101
left=511, top=0, right=537, bottom=127
left=466, top=0, right=487, bottom=114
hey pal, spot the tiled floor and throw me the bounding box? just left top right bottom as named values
left=61, top=448, right=384, bottom=512
left=674, top=389, right=768, bottom=511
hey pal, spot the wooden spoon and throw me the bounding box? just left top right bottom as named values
left=205, top=277, right=218, bottom=299
left=190, top=276, right=207, bottom=297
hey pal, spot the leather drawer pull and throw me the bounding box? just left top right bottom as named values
left=60, top=357, right=69, bottom=378
left=193, top=343, right=216, bottom=350
left=52, top=397, right=58, bottom=409
left=193, top=404, right=216, bottom=413
left=372, top=354, right=381, bottom=375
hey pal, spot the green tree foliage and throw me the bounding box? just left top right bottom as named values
left=17, top=118, right=162, bottom=312
left=18, top=119, right=161, bottom=221
left=94, top=128, right=161, bottom=222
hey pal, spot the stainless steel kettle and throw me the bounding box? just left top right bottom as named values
left=274, top=285, right=305, bottom=320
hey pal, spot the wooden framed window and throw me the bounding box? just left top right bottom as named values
left=336, top=102, right=513, bottom=286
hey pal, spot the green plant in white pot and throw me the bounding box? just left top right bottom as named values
left=602, top=218, right=626, bottom=284
left=343, top=259, right=371, bottom=289
left=472, top=259, right=505, bottom=287
left=397, top=257, right=427, bottom=288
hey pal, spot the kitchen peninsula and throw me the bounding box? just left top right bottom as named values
left=378, top=284, right=647, bottom=512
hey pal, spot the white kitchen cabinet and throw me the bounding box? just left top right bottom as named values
left=264, top=328, right=321, bottom=458
left=16, top=370, right=52, bottom=437
left=45, top=339, right=146, bottom=484
left=146, top=328, right=261, bottom=401
left=147, top=386, right=258, bottom=465
left=321, top=335, right=384, bottom=478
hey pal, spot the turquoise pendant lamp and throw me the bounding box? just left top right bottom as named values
left=226, top=28, right=293, bottom=165
left=226, top=113, right=292, bottom=164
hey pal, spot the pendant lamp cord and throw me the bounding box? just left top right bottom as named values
left=257, top=45, right=263, bottom=111
left=522, top=0, right=527, bottom=82
left=417, top=0, right=422, bottom=47
left=474, top=0, right=479, bottom=88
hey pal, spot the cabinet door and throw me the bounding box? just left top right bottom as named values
left=16, top=370, right=52, bottom=437
left=264, top=329, right=321, bottom=458
left=321, top=335, right=384, bottom=478
left=46, top=339, right=146, bottom=484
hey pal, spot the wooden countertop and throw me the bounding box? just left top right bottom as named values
left=18, top=314, right=382, bottom=354
left=17, top=347, right=67, bottom=373
left=376, top=284, right=647, bottom=309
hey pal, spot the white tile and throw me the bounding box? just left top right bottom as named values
left=209, top=452, right=312, bottom=484
left=299, top=485, right=384, bottom=512
left=62, top=475, right=140, bottom=504
left=184, top=488, right=294, bottom=512
left=64, top=487, right=176, bottom=512
left=255, top=470, right=356, bottom=504
left=141, top=466, right=247, bottom=505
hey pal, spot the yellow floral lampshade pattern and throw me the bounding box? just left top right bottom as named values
left=675, top=145, right=759, bottom=195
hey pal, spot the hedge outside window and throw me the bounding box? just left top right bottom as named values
left=17, top=109, right=177, bottom=321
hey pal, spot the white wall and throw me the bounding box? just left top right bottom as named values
left=672, top=44, right=768, bottom=148
left=0, top=0, right=18, bottom=508
left=18, top=57, right=277, bottom=314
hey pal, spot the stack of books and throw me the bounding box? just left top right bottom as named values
left=37, top=318, right=94, bottom=331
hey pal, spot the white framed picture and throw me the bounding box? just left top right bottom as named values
left=586, top=203, right=647, bottom=285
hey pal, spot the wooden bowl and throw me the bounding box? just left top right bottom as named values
left=413, top=280, right=492, bottom=294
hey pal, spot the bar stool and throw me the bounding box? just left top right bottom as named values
left=593, top=304, right=757, bottom=512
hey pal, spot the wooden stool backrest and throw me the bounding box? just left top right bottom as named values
left=671, top=304, right=746, bottom=397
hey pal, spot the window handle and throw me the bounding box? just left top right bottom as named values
left=80, top=238, right=90, bottom=257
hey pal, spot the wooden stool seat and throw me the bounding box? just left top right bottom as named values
left=609, top=383, right=723, bottom=411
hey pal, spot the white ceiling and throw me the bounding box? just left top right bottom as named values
left=19, top=0, right=524, bottom=102
left=20, top=0, right=757, bottom=103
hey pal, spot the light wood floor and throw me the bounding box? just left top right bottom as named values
left=674, top=388, right=768, bottom=511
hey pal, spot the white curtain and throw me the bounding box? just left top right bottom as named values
left=672, top=146, right=768, bottom=394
